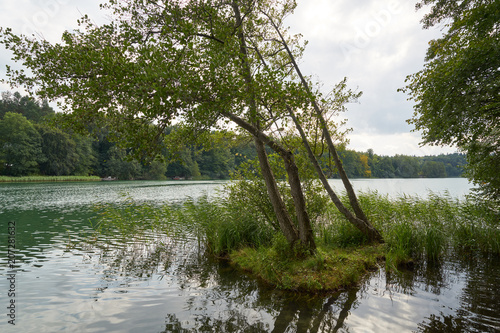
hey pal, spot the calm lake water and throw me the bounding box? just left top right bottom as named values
left=1, top=178, right=499, bottom=332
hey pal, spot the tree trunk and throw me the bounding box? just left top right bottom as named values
left=287, top=107, right=384, bottom=243
left=225, top=110, right=318, bottom=249
left=269, top=17, right=383, bottom=242
left=231, top=0, right=315, bottom=251
left=254, top=136, right=299, bottom=245
left=265, top=19, right=356, bottom=212
left=282, top=151, right=316, bottom=252
left=262, top=17, right=383, bottom=242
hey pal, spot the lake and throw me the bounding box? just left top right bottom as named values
left=1, top=178, right=499, bottom=332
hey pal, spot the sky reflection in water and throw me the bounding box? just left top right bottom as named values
left=0, top=179, right=498, bottom=332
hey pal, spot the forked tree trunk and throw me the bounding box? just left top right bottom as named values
left=231, top=0, right=315, bottom=251
left=288, top=107, right=384, bottom=243
left=265, top=17, right=383, bottom=243
left=225, top=111, right=317, bottom=251
left=282, top=151, right=316, bottom=252
left=254, top=136, right=299, bottom=245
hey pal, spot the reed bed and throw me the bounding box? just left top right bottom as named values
left=94, top=187, right=499, bottom=266
left=0, top=175, right=102, bottom=183
left=319, top=191, right=499, bottom=269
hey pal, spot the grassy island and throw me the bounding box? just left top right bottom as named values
left=231, top=244, right=385, bottom=292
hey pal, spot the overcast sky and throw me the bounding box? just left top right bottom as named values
left=0, top=0, right=458, bottom=156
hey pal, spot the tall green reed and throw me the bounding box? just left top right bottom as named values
left=172, top=195, right=275, bottom=256
left=320, top=190, right=499, bottom=268
left=453, top=198, right=500, bottom=254
left=90, top=182, right=498, bottom=268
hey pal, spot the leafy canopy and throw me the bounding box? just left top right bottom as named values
left=1, top=1, right=319, bottom=153
left=402, top=0, right=500, bottom=202
left=0, top=112, right=44, bottom=176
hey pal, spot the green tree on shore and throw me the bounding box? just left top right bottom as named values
left=0, top=91, right=54, bottom=122
left=0, top=112, right=44, bottom=175
left=402, top=0, right=500, bottom=202
left=35, top=123, right=79, bottom=176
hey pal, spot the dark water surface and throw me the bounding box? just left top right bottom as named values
left=1, top=179, right=498, bottom=332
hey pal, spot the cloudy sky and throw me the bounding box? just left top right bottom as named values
left=0, top=0, right=458, bottom=156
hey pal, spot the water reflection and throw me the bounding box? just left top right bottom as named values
left=152, top=251, right=500, bottom=333
left=80, top=228, right=369, bottom=332
left=0, top=180, right=498, bottom=333
left=157, top=259, right=362, bottom=332
left=415, top=254, right=500, bottom=332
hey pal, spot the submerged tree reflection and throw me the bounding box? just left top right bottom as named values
left=159, top=270, right=363, bottom=332
left=81, top=214, right=500, bottom=333
left=415, top=254, right=500, bottom=332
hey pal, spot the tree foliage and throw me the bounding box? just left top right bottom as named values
left=0, top=91, right=54, bottom=122
left=0, top=0, right=385, bottom=247
left=403, top=0, right=500, bottom=202
left=35, top=123, right=79, bottom=176
left=0, top=112, right=44, bottom=176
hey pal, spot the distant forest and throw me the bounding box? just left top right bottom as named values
left=0, top=92, right=466, bottom=180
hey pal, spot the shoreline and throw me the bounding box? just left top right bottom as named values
left=0, top=176, right=102, bottom=183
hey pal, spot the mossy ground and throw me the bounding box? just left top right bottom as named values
left=230, top=244, right=386, bottom=293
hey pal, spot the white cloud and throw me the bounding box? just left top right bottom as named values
left=348, top=132, right=458, bottom=156
left=285, top=0, right=451, bottom=155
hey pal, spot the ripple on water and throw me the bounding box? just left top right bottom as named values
left=0, top=180, right=497, bottom=333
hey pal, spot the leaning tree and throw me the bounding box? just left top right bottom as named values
left=1, top=0, right=383, bottom=250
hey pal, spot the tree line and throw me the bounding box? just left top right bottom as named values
left=0, top=91, right=244, bottom=180
left=336, top=148, right=466, bottom=179
left=1, top=91, right=466, bottom=180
